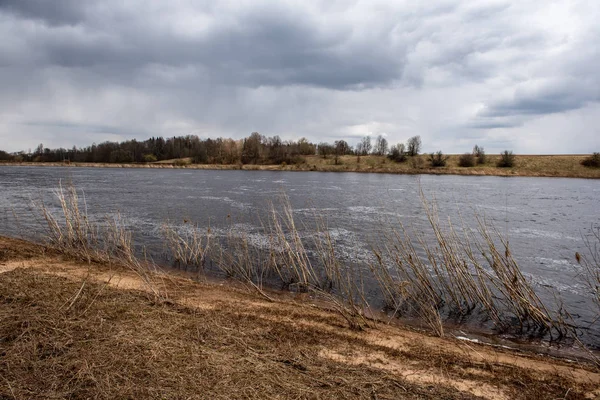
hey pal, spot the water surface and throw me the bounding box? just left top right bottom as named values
left=1, top=166, right=599, bottom=345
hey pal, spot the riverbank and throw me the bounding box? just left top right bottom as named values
left=2, top=154, right=600, bottom=178
left=1, top=236, right=599, bottom=399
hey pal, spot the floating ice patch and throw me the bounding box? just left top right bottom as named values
left=347, top=206, right=382, bottom=213
left=197, top=196, right=251, bottom=210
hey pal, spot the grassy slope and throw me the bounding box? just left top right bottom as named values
left=2, top=154, right=600, bottom=178
left=1, top=236, right=599, bottom=400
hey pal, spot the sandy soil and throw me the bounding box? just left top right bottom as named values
left=1, top=236, right=599, bottom=399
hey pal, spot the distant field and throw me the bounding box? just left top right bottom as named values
left=3, top=154, right=600, bottom=178
left=291, top=154, right=600, bottom=178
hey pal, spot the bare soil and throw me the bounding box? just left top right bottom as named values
left=1, top=236, right=599, bottom=399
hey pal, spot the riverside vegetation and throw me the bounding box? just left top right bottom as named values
left=1, top=183, right=600, bottom=398
left=3, top=237, right=600, bottom=399
left=26, top=183, right=600, bottom=345
left=2, top=133, right=600, bottom=178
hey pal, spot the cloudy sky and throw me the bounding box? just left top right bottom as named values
left=1, top=0, right=599, bottom=154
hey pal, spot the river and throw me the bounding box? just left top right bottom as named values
left=1, top=166, right=599, bottom=347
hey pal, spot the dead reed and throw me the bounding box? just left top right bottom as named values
left=35, top=181, right=164, bottom=298
left=575, top=225, right=600, bottom=310
left=162, top=222, right=211, bottom=273
left=211, top=194, right=372, bottom=329
left=369, top=189, right=570, bottom=337
left=32, top=181, right=594, bottom=340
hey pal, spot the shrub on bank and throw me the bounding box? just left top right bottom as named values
left=458, top=153, right=475, bottom=167
left=388, top=144, right=407, bottom=163
left=143, top=154, right=157, bottom=163
left=473, top=145, right=486, bottom=164
left=581, top=153, right=600, bottom=168
left=428, top=151, right=448, bottom=167
left=497, top=150, right=515, bottom=168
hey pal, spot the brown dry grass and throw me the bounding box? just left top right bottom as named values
left=4, top=154, right=600, bottom=178
left=294, top=154, right=600, bottom=178
left=1, top=236, right=600, bottom=400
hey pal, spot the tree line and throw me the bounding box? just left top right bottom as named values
left=0, top=133, right=424, bottom=165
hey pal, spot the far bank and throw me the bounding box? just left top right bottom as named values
left=2, top=154, right=600, bottom=179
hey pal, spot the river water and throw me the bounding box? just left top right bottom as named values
left=1, top=166, right=599, bottom=347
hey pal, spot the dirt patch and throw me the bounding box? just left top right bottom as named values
left=1, top=236, right=599, bottom=399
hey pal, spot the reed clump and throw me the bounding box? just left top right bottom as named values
left=33, top=182, right=593, bottom=341
left=36, top=181, right=163, bottom=298
left=211, top=195, right=372, bottom=329
left=370, top=190, right=569, bottom=338
left=163, top=222, right=211, bottom=273
left=575, top=225, right=600, bottom=309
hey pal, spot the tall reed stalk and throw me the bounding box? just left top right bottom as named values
left=369, top=189, right=569, bottom=337
left=210, top=194, right=372, bottom=329
left=36, top=181, right=163, bottom=299
left=163, top=222, right=211, bottom=273
left=576, top=225, right=600, bottom=310
left=34, top=181, right=592, bottom=339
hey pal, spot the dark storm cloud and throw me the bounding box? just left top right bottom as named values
left=0, top=0, right=542, bottom=91
left=0, top=0, right=85, bottom=25
left=0, top=0, right=599, bottom=153
left=0, top=2, right=405, bottom=90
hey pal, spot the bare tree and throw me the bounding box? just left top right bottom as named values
left=473, top=145, right=486, bottom=164
left=373, top=135, right=388, bottom=156
left=407, top=136, right=421, bottom=156
left=318, top=142, right=334, bottom=159
left=334, top=140, right=352, bottom=155
left=359, top=136, right=372, bottom=156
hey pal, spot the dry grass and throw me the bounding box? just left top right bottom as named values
left=1, top=238, right=599, bottom=400
left=294, top=154, right=600, bottom=178
left=6, top=154, right=600, bottom=178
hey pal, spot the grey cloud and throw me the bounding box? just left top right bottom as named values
left=21, top=120, right=145, bottom=138
left=0, top=0, right=545, bottom=92
left=0, top=0, right=86, bottom=25
left=0, top=0, right=599, bottom=154
left=468, top=119, right=524, bottom=129
left=1, top=2, right=405, bottom=90
left=479, top=79, right=600, bottom=119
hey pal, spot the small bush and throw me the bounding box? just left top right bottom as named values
left=143, top=154, right=157, bottom=163
left=458, top=153, right=475, bottom=167
left=387, top=144, right=407, bottom=163
left=581, top=153, right=600, bottom=168
left=473, top=145, right=486, bottom=164
left=428, top=151, right=448, bottom=167
left=497, top=150, right=515, bottom=168
left=174, top=159, right=190, bottom=166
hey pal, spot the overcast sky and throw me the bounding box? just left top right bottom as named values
left=1, top=0, right=599, bottom=154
